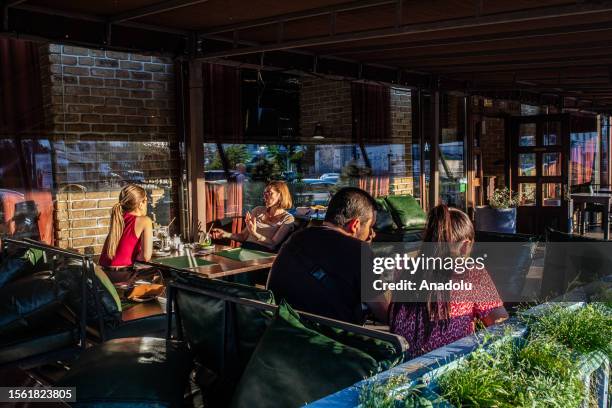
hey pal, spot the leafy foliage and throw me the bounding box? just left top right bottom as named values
left=488, top=187, right=522, bottom=209
left=359, top=375, right=432, bottom=408
left=438, top=337, right=584, bottom=408
left=526, top=303, right=612, bottom=357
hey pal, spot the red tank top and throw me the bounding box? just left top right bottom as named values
left=99, top=213, right=142, bottom=267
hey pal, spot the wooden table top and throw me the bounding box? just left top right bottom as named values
left=148, top=245, right=276, bottom=278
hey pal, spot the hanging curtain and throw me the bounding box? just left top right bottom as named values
left=352, top=82, right=391, bottom=196
left=0, top=38, right=44, bottom=136
left=202, top=63, right=244, bottom=240
left=351, top=82, right=390, bottom=143
left=202, top=63, right=243, bottom=143
left=0, top=38, right=52, bottom=244
left=358, top=175, right=390, bottom=198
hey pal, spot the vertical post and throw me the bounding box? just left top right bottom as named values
left=429, top=90, right=440, bottom=210
left=186, top=60, right=207, bottom=242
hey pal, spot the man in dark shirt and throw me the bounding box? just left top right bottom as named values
left=266, top=187, right=388, bottom=325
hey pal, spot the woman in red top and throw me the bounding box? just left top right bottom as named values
left=99, top=184, right=153, bottom=281
left=389, top=205, right=508, bottom=359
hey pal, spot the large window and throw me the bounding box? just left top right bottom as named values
left=439, top=93, right=466, bottom=209
left=570, top=116, right=599, bottom=187
left=202, top=70, right=418, bottom=223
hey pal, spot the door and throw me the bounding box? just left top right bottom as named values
left=509, top=114, right=570, bottom=234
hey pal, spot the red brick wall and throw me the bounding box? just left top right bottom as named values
left=39, top=44, right=180, bottom=253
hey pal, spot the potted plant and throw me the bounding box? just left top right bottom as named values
left=475, top=187, right=521, bottom=234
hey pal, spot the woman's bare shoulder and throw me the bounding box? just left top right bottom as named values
left=136, top=215, right=153, bottom=227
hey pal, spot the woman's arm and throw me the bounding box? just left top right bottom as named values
left=137, top=216, right=153, bottom=262
left=249, top=219, right=294, bottom=248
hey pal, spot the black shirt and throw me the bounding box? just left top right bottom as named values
left=267, top=226, right=371, bottom=325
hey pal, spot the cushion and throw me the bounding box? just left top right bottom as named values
left=300, top=318, right=403, bottom=371
left=54, top=259, right=122, bottom=330
left=383, top=194, right=427, bottom=230
left=374, top=197, right=396, bottom=232
left=0, top=271, right=67, bottom=338
left=0, top=247, right=46, bottom=288
left=58, top=337, right=192, bottom=408
left=229, top=302, right=379, bottom=408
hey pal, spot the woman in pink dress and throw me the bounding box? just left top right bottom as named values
left=389, top=204, right=508, bottom=359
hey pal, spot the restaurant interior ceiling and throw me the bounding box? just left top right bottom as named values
left=4, top=0, right=612, bottom=112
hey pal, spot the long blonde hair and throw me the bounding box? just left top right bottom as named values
left=106, top=184, right=147, bottom=260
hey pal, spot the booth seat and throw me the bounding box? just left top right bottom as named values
left=58, top=271, right=407, bottom=408
left=0, top=239, right=170, bottom=371
left=373, top=194, right=426, bottom=242
left=0, top=241, right=82, bottom=368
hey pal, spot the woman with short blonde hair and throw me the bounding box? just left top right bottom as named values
left=212, top=180, right=294, bottom=251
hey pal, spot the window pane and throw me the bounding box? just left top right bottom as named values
left=519, top=153, right=536, bottom=176
left=544, top=121, right=560, bottom=146
left=519, top=123, right=536, bottom=146
left=438, top=94, right=466, bottom=209
left=542, top=183, right=562, bottom=207
left=542, top=152, right=561, bottom=176
left=519, top=183, right=536, bottom=206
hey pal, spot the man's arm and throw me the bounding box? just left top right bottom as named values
left=365, top=291, right=391, bottom=324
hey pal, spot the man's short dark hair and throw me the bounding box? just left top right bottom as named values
left=324, top=187, right=376, bottom=227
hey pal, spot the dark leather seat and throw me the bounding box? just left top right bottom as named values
left=57, top=337, right=192, bottom=408
left=0, top=318, right=78, bottom=365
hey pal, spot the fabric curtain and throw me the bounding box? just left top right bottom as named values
left=0, top=38, right=51, bottom=244
left=358, top=176, right=390, bottom=198
left=202, top=63, right=243, bottom=143
left=0, top=38, right=44, bottom=136
left=351, top=82, right=390, bottom=143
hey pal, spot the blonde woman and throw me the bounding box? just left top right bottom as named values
left=99, top=184, right=153, bottom=279
left=211, top=181, right=294, bottom=251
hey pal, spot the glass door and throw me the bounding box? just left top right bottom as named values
left=510, top=114, right=570, bottom=234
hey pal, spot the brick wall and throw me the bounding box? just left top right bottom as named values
left=39, top=44, right=180, bottom=253
left=299, top=76, right=352, bottom=140
left=54, top=188, right=165, bottom=252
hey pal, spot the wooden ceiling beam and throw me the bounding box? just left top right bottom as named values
left=110, top=0, right=209, bottom=24
left=199, top=0, right=395, bottom=36
left=318, top=21, right=612, bottom=57
left=361, top=43, right=612, bottom=64
left=198, top=1, right=612, bottom=60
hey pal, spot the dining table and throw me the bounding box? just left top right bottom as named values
left=570, top=193, right=612, bottom=240
left=146, top=244, right=276, bottom=279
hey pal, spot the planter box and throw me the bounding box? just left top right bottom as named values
left=308, top=286, right=611, bottom=408
left=474, top=206, right=516, bottom=234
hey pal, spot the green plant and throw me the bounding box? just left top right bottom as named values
left=438, top=336, right=584, bottom=407
left=359, top=375, right=432, bottom=408
left=526, top=304, right=612, bottom=357
left=488, top=187, right=522, bottom=209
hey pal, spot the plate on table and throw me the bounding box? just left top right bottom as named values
left=153, top=249, right=171, bottom=257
